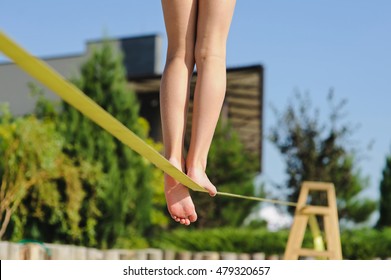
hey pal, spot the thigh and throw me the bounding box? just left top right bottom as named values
left=195, top=0, right=236, bottom=57
left=161, top=0, right=197, bottom=59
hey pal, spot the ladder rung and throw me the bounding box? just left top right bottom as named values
left=303, top=181, right=333, bottom=191
left=298, top=249, right=333, bottom=258
left=300, top=206, right=330, bottom=215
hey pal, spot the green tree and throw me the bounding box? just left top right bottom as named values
left=269, top=91, right=376, bottom=225
left=58, top=42, right=155, bottom=248
left=190, top=121, right=260, bottom=228
left=377, top=152, right=391, bottom=228
left=0, top=105, right=103, bottom=243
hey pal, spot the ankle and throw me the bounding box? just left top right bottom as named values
left=186, top=155, right=207, bottom=171
left=186, top=165, right=206, bottom=176
left=166, top=157, right=185, bottom=171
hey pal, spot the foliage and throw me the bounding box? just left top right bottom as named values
left=341, top=227, right=391, bottom=259
left=184, top=121, right=259, bottom=229
left=377, top=153, right=391, bottom=228
left=32, top=42, right=167, bottom=248
left=152, top=226, right=391, bottom=259
left=0, top=105, right=103, bottom=244
left=153, top=227, right=290, bottom=254
left=269, top=91, right=376, bottom=225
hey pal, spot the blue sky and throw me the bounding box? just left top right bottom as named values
left=1, top=0, right=390, bottom=204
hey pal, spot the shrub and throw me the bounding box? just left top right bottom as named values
left=151, top=227, right=391, bottom=259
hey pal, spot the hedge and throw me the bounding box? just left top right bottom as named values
left=151, top=227, right=391, bottom=259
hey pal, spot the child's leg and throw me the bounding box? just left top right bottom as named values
left=160, top=0, right=197, bottom=225
left=186, top=0, right=236, bottom=194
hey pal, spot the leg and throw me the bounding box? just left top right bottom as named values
left=186, top=0, right=236, bottom=194
left=160, top=0, right=197, bottom=225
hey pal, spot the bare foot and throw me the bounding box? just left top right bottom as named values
left=186, top=167, right=217, bottom=197
left=164, top=159, right=197, bottom=225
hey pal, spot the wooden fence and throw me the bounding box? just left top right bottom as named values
left=0, top=241, right=279, bottom=260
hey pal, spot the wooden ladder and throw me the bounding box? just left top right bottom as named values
left=284, top=181, right=342, bottom=260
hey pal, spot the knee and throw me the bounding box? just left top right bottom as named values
left=166, top=46, right=195, bottom=69
left=194, top=45, right=226, bottom=66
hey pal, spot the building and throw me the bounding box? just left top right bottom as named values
left=0, top=35, right=263, bottom=171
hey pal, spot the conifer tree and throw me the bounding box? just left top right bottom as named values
left=377, top=153, right=391, bottom=228
left=269, top=91, right=376, bottom=225
left=60, top=43, right=154, bottom=248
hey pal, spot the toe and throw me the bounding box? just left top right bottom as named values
left=208, top=187, right=217, bottom=197
left=189, top=213, right=197, bottom=223
left=205, top=181, right=217, bottom=196
left=183, top=205, right=197, bottom=222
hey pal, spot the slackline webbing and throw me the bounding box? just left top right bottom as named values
left=0, top=30, right=297, bottom=208
left=0, top=31, right=326, bottom=253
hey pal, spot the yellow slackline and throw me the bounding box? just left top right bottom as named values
left=308, top=215, right=326, bottom=254
left=0, top=30, right=325, bottom=252
left=0, top=30, right=295, bottom=206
